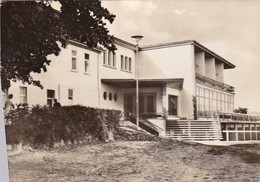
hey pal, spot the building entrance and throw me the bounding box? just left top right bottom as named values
left=124, top=93, right=156, bottom=119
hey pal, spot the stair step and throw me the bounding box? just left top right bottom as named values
left=166, top=119, right=222, bottom=141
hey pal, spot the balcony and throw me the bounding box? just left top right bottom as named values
left=196, top=73, right=235, bottom=93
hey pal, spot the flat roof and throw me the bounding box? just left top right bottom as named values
left=101, top=78, right=184, bottom=89
left=141, top=40, right=235, bottom=69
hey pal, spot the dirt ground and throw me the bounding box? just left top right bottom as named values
left=8, top=140, right=260, bottom=182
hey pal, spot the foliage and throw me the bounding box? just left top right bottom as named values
left=114, top=127, right=160, bottom=141
left=234, top=107, right=248, bottom=114
left=5, top=105, right=121, bottom=148
left=1, top=1, right=116, bottom=91
left=192, top=96, right=197, bottom=120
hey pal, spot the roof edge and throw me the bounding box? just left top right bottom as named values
left=192, top=40, right=235, bottom=69
left=113, top=37, right=136, bottom=50
left=141, top=40, right=235, bottom=69
left=141, top=40, right=195, bottom=50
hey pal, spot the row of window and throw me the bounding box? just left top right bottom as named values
left=71, top=50, right=90, bottom=74
left=16, top=87, right=121, bottom=106
left=103, top=51, right=116, bottom=68
left=121, top=55, right=132, bottom=72
left=196, top=86, right=234, bottom=116
left=71, top=49, right=133, bottom=74
left=103, top=51, right=133, bottom=72
left=47, top=89, right=74, bottom=106
left=17, top=87, right=74, bottom=107
left=103, top=92, right=118, bottom=101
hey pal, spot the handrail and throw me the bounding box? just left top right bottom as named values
left=124, top=111, right=164, bottom=132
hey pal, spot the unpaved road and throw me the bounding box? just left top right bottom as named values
left=8, top=140, right=260, bottom=181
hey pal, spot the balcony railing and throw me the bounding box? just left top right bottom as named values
left=196, top=73, right=235, bottom=93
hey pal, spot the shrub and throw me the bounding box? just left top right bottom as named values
left=5, top=105, right=121, bottom=148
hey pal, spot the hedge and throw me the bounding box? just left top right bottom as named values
left=5, top=105, right=121, bottom=148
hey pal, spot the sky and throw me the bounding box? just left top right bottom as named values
left=102, top=0, right=260, bottom=112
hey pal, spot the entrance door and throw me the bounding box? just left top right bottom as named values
left=124, top=94, right=135, bottom=119
left=168, top=95, right=178, bottom=116
left=124, top=93, right=156, bottom=119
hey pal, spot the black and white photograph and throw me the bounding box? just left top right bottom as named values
left=1, top=0, right=260, bottom=181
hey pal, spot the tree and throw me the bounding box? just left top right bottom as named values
left=234, top=107, right=248, bottom=114
left=1, top=0, right=116, bottom=91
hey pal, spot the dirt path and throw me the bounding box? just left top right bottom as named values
left=8, top=140, right=260, bottom=182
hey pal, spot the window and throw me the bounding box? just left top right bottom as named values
left=112, top=53, right=116, bottom=67
left=47, top=89, right=55, bottom=107
left=109, top=93, right=112, bottom=101
left=19, top=86, right=27, bottom=104
left=104, top=51, right=116, bottom=68
left=129, top=58, right=132, bottom=72
left=72, top=58, right=77, bottom=70
left=68, top=89, right=73, bottom=105
left=103, top=51, right=107, bottom=65
left=108, top=51, right=111, bottom=66
left=71, top=50, right=77, bottom=71
left=121, top=55, right=124, bottom=70
left=196, top=86, right=234, bottom=116
left=125, top=56, right=128, bottom=70
left=103, top=92, right=107, bottom=100
left=114, top=93, right=118, bottom=101
left=120, top=55, right=132, bottom=72
left=168, top=95, right=178, bottom=116
left=72, top=50, right=77, bottom=56
left=84, top=53, right=90, bottom=74
left=85, top=53, right=89, bottom=60
left=68, top=89, right=73, bottom=100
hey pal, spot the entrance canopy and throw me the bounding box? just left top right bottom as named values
left=101, top=78, right=184, bottom=89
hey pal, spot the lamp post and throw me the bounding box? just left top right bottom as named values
left=131, top=35, right=143, bottom=128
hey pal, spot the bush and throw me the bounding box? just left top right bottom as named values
left=5, top=105, right=121, bottom=148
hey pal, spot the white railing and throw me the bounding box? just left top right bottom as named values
left=218, top=111, right=260, bottom=122
left=166, top=119, right=222, bottom=141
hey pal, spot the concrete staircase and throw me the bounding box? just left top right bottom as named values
left=166, top=119, right=222, bottom=141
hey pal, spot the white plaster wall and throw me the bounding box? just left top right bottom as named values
left=8, top=41, right=137, bottom=111
left=205, top=57, right=216, bottom=80
left=195, top=52, right=206, bottom=76
left=99, top=84, right=124, bottom=111
left=139, top=45, right=196, bottom=119
left=98, top=43, right=136, bottom=111
left=9, top=43, right=100, bottom=107
left=148, top=118, right=166, bottom=137
left=215, top=62, right=224, bottom=83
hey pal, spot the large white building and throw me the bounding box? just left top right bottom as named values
left=7, top=38, right=238, bottom=137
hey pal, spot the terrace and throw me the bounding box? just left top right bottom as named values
left=196, top=74, right=235, bottom=93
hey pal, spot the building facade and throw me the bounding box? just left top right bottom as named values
left=6, top=39, right=236, bottom=127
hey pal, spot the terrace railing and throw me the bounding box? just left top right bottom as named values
left=218, top=111, right=260, bottom=122
left=196, top=73, right=235, bottom=93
